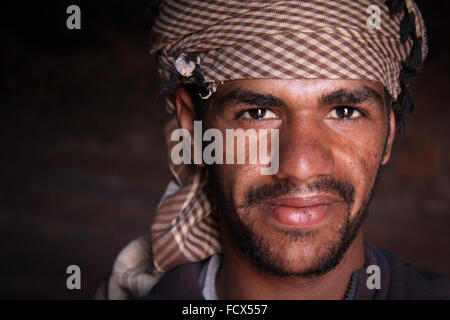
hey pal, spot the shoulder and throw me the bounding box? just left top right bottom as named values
left=366, top=243, right=450, bottom=300
left=137, top=258, right=208, bottom=300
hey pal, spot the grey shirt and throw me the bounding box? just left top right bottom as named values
left=198, top=253, right=359, bottom=300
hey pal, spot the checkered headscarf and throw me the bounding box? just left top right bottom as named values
left=104, top=0, right=427, bottom=299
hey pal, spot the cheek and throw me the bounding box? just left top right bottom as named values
left=208, top=119, right=275, bottom=207
left=214, top=162, right=265, bottom=207
left=331, top=126, right=386, bottom=211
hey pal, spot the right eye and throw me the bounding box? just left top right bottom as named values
left=242, top=108, right=278, bottom=120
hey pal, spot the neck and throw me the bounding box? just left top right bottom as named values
left=216, top=227, right=364, bottom=300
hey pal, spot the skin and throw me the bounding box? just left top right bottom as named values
left=175, top=78, right=396, bottom=300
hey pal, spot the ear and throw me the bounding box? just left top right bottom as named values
left=175, top=85, right=205, bottom=167
left=381, top=107, right=396, bottom=165
left=175, top=85, right=196, bottom=134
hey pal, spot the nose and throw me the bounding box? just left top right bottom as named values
left=275, top=116, right=335, bottom=183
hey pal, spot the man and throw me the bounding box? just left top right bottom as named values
left=99, top=0, right=450, bottom=299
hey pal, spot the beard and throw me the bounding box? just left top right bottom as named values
left=207, top=166, right=381, bottom=278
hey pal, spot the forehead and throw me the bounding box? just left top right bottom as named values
left=215, top=78, right=384, bottom=100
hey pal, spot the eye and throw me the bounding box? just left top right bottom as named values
left=242, top=108, right=278, bottom=120
left=327, top=106, right=362, bottom=120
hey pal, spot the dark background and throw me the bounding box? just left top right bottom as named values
left=1, top=1, right=449, bottom=299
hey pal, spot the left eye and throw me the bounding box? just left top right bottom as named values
left=242, top=108, right=278, bottom=120
left=327, top=106, right=362, bottom=119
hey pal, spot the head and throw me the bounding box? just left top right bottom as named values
left=149, top=0, right=428, bottom=277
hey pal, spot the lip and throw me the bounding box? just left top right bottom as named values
left=263, top=195, right=341, bottom=228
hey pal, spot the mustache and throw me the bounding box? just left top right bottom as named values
left=243, top=176, right=355, bottom=207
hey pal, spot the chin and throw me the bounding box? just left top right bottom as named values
left=233, top=206, right=361, bottom=277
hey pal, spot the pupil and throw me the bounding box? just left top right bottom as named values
left=338, top=107, right=353, bottom=118
left=250, top=108, right=266, bottom=119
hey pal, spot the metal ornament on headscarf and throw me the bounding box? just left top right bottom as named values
left=105, top=0, right=427, bottom=299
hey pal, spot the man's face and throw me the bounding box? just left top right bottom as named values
left=186, top=78, right=394, bottom=277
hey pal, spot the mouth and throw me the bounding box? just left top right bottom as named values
left=262, top=195, right=342, bottom=228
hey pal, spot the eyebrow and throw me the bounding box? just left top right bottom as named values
left=213, top=88, right=286, bottom=108
left=319, top=86, right=384, bottom=108
left=213, top=85, right=384, bottom=110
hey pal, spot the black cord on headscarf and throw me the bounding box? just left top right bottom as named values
left=385, top=0, right=424, bottom=134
